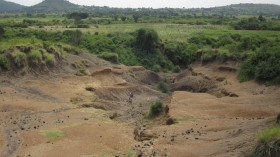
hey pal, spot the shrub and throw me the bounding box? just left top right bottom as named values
left=172, top=65, right=181, bottom=73
left=201, top=49, right=218, bottom=62
left=12, top=51, right=26, bottom=68
left=43, top=52, right=55, bottom=65
left=238, top=50, right=280, bottom=84
left=79, top=66, right=88, bottom=75
left=0, top=26, right=4, bottom=39
left=152, top=64, right=161, bottom=72
left=29, top=50, right=42, bottom=64
left=238, top=59, right=255, bottom=82
left=0, top=54, right=9, bottom=70
left=77, top=24, right=90, bottom=28
left=164, top=41, right=196, bottom=67
left=148, top=100, right=163, bottom=118
left=136, top=28, right=159, bottom=52
left=98, top=52, right=119, bottom=64
left=62, top=30, right=82, bottom=46
left=259, top=126, right=280, bottom=142
left=157, top=80, right=169, bottom=93
left=252, top=126, right=280, bottom=157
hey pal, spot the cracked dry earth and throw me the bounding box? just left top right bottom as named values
left=0, top=61, right=279, bottom=157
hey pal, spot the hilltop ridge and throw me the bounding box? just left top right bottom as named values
left=0, top=1, right=280, bottom=16
left=0, top=0, right=25, bottom=12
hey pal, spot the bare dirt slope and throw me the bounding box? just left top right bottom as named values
left=140, top=62, right=280, bottom=157
left=0, top=51, right=279, bottom=157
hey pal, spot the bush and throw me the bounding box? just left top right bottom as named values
left=29, top=50, right=42, bottom=64
left=238, top=50, right=280, bottom=84
left=259, top=126, right=280, bottom=142
left=77, top=24, right=90, bottom=28
left=172, top=65, right=181, bottom=73
left=12, top=51, right=26, bottom=68
left=201, top=49, right=218, bottom=62
left=252, top=126, right=280, bottom=157
left=0, top=26, right=4, bottom=39
left=98, top=52, right=119, bottom=64
left=164, top=41, right=196, bottom=67
left=0, top=54, right=9, bottom=70
left=43, top=52, right=55, bottom=65
left=152, top=64, right=161, bottom=72
left=136, top=28, right=159, bottom=52
left=157, top=80, right=169, bottom=93
left=62, top=30, right=82, bottom=46
left=148, top=100, right=163, bottom=118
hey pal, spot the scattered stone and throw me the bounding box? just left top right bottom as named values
left=109, top=112, right=118, bottom=119
left=216, top=77, right=226, bottom=82
left=85, top=87, right=96, bottom=92
left=134, top=126, right=157, bottom=141
left=166, top=118, right=175, bottom=125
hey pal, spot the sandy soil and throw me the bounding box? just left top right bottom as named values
left=0, top=57, right=279, bottom=157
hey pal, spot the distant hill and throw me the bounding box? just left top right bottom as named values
left=0, top=0, right=25, bottom=12
left=203, top=3, right=280, bottom=16
left=26, top=0, right=82, bottom=13
left=0, top=1, right=280, bottom=16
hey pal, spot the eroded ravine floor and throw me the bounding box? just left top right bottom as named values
left=0, top=62, right=279, bottom=157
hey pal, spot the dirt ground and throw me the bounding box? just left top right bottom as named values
left=0, top=53, right=279, bottom=157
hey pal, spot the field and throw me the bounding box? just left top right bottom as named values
left=32, top=23, right=280, bottom=42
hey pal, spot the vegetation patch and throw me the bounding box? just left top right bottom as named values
left=259, top=126, right=280, bottom=141
left=251, top=126, right=280, bottom=157
left=147, top=100, right=163, bottom=118
left=43, top=52, right=55, bottom=65
left=29, top=50, right=42, bottom=64
left=12, top=51, right=27, bottom=68
left=0, top=54, right=9, bottom=70
left=98, top=52, right=119, bottom=64
left=40, top=129, right=64, bottom=140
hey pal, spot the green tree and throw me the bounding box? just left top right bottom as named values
left=121, top=16, right=127, bottom=22
left=136, top=28, right=159, bottom=52
left=132, top=14, right=140, bottom=23
left=63, top=30, right=82, bottom=46
left=67, top=12, right=89, bottom=25
left=258, top=15, right=266, bottom=22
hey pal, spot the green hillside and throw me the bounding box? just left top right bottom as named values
left=0, top=0, right=25, bottom=12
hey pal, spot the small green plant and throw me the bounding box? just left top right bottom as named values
left=12, top=51, right=26, bottom=68
left=79, top=65, right=88, bottom=75
left=0, top=54, right=9, bottom=70
left=43, top=52, right=55, bottom=64
left=98, top=52, right=119, bottom=64
left=259, top=126, right=280, bottom=142
left=252, top=126, right=280, bottom=157
left=157, top=80, right=169, bottom=93
left=29, top=50, right=42, bottom=64
left=40, top=129, right=64, bottom=140
left=147, top=100, right=163, bottom=118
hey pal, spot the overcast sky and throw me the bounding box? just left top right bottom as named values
left=6, top=0, right=280, bottom=8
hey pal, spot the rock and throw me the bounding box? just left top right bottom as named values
left=216, top=77, right=226, bottom=82
left=166, top=118, right=175, bottom=125
left=229, top=93, right=239, bottom=97
left=109, top=112, right=118, bottom=119
left=134, top=127, right=157, bottom=141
